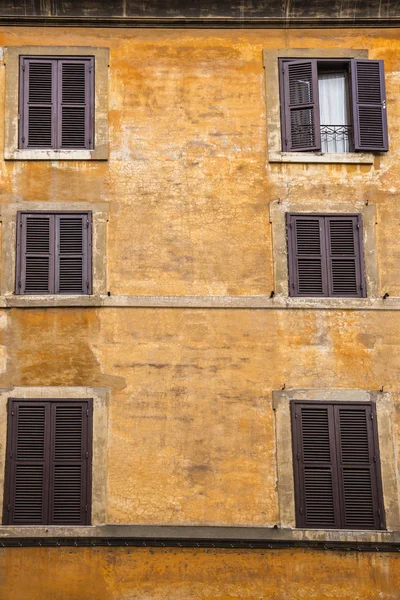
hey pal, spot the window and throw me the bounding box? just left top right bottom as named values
left=279, top=59, right=388, bottom=153
left=5, top=46, right=108, bottom=160
left=19, top=56, right=94, bottom=150
left=291, top=401, right=385, bottom=530
left=286, top=214, right=366, bottom=298
left=15, top=212, right=92, bottom=295
left=3, top=398, right=92, bottom=525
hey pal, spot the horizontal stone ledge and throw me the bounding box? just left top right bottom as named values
left=0, top=16, right=399, bottom=28
left=0, top=525, right=399, bottom=550
left=1, top=295, right=400, bottom=310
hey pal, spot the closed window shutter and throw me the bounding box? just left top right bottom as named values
left=4, top=402, right=50, bottom=525
left=282, top=59, right=321, bottom=152
left=292, top=404, right=340, bottom=528
left=49, top=403, right=91, bottom=525
left=292, top=401, right=385, bottom=530
left=287, top=214, right=328, bottom=297
left=335, top=405, right=384, bottom=530
left=20, top=56, right=94, bottom=150
left=326, top=215, right=366, bottom=298
left=16, top=211, right=92, bottom=296
left=20, top=58, right=57, bottom=149
left=351, top=59, right=389, bottom=152
left=16, top=213, right=55, bottom=294
left=3, top=399, right=92, bottom=526
left=55, top=214, right=92, bottom=294
left=58, top=58, right=93, bottom=149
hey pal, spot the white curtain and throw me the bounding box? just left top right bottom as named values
left=318, top=73, right=349, bottom=153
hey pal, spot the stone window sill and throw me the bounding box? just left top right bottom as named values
left=5, top=148, right=107, bottom=161
left=268, top=151, right=375, bottom=165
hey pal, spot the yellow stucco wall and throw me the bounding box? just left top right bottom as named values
left=1, top=547, right=399, bottom=600
left=1, top=25, right=400, bottom=599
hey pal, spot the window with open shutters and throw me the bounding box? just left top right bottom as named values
left=280, top=58, right=388, bottom=153
left=19, top=56, right=94, bottom=150
left=287, top=213, right=366, bottom=298
left=3, top=398, right=92, bottom=526
left=291, top=401, right=385, bottom=530
left=16, top=212, right=92, bottom=295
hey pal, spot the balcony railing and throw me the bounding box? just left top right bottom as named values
left=320, top=124, right=351, bottom=154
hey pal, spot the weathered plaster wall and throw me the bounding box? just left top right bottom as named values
left=1, top=547, right=399, bottom=600
left=0, top=27, right=399, bottom=296
left=1, top=25, right=400, bottom=600
left=0, top=307, right=399, bottom=526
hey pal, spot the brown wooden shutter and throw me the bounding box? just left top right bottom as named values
left=326, top=215, right=366, bottom=298
left=282, top=59, right=321, bottom=152
left=3, top=399, right=92, bottom=526
left=16, top=212, right=55, bottom=294
left=292, top=403, right=340, bottom=528
left=20, top=57, right=57, bottom=149
left=55, top=214, right=92, bottom=294
left=16, top=211, right=92, bottom=295
left=351, top=59, right=388, bottom=152
left=287, top=214, right=328, bottom=297
left=58, top=58, right=94, bottom=149
left=3, top=401, right=50, bottom=525
left=292, top=401, right=385, bottom=530
left=20, top=56, right=94, bottom=150
left=49, top=402, right=92, bottom=525
left=335, top=404, right=385, bottom=530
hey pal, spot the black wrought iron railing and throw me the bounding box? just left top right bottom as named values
left=320, top=124, right=351, bottom=153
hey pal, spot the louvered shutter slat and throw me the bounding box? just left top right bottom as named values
left=326, top=216, right=365, bottom=298
left=288, top=215, right=328, bottom=297
left=18, top=213, right=55, bottom=294
left=351, top=60, right=388, bottom=152
left=282, top=59, right=321, bottom=152
left=336, top=406, right=382, bottom=530
left=58, top=59, right=92, bottom=149
left=293, top=404, right=340, bottom=528
left=6, top=403, right=50, bottom=525
left=21, top=59, right=56, bottom=149
left=49, top=403, right=90, bottom=525
left=55, top=214, right=90, bottom=294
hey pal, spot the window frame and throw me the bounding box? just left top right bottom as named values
left=263, top=48, right=375, bottom=164
left=269, top=200, right=379, bottom=303
left=0, top=202, right=109, bottom=304
left=272, top=389, right=400, bottom=532
left=4, top=46, right=109, bottom=161
left=15, top=210, right=93, bottom=296
left=3, top=398, right=93, bottom=526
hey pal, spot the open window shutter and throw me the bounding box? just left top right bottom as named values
left=17, top=213, right=55, bottom=294
left=20, top=58, right=56, bottom=149
left=282, top=59, right=321, bottom=151
left=335, top=404, right=384, bottom=530
left=287, top=214, right=328, bottom=297
left=55, top=214, right=91, bottom=294
left=292, top=403, right=341, bottom=528
left=351, top=60, right=388, bottom=152
left=48, top=402, right=91, bottom=525
left=325, top=215, right=365, bottom=298
left=58, top=58, right=93, bottom=149
left=4, top=401, right=50, bottom=525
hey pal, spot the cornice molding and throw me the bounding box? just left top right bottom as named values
left=0, top=16, right=399, bottom=28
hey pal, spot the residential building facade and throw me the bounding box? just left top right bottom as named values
left=0, top=1, right=399, bottom=598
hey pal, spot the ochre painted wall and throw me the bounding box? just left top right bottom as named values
left=1, top=547, right=399, bottom=600
left=1, top=25, right=400, bottom=599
